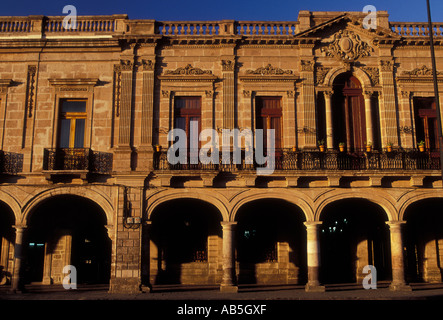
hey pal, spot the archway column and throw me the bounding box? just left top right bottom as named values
left=304, top=221, right=325, bottom=292
left=324, top=90, right=334, bottom=148
left=220, top=221, right=238, bottom=292
left=11, top=225, right=27, bottom=293
left=386, top=221, right=412, bottom=291
left=363, top=91, right=374, bottom=145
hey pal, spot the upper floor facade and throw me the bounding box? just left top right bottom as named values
left=0, top=10, right=442, bottom=188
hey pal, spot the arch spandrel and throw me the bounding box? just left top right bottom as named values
left=323, top=66, right=373, bottom=89
left=21, top=186, right=115, bottom=226
left=146, top=189, right=230, bottom=222
left=314, top=190, right=397, bottom=222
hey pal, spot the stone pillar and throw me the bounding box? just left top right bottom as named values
left=137, top=58, right=156, bottom=171
left=386, top=221, right=412, bottom=291
left=222, top=59, right=235, bottom=130
left=11, top=226, right=27, bottom=293
left=114, top=59, right=134, bottom=171
left=300, top=59, right=317, bottom=148
left=220, top=221, right=238, bottom=292
left=364, top=91, right=374, bottom=146
left=324, top=91, right=334, bottom=148
left=304, top=221, right=325, bottom=292
left=379, top=59, right=399, bottom=146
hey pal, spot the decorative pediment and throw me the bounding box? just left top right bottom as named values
left=397, top=65, right=443, bottom=83
left=322, top=29, right=373, bottom=62
left=165, top=64, right=212, bottom=75
left=402, top=65, right=441, bottom=76
left=239, top=64, right=298, bottom=82
left=296, top=13, right=399, bottom=39
left=159, top=64, right=217, bottom=82
left=245, top=64, right=293, bottom=75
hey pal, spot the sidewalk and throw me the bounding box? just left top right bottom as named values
left=1, top=282, right=443, bottom=300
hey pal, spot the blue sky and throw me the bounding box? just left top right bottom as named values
left=2, top=0, right=443, bottom=22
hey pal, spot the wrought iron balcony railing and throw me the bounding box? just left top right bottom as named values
left=153, top=148, right=441, bottom=172
left=0, top=150, right=23, bottom=174
left=43, top=148, right=113, bottom=174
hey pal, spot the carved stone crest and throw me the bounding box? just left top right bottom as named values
left=323, top=30, right=372, bottom=61
left=165, top=64, right=212, bottom=75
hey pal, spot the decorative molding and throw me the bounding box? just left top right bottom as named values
left=113, top=64, right=122, bottom=117
left=315, top=66, right=332, bottom=85
left=361, top=66, right=380, bottom=85
left=221, top=60, right=235, bottom=71
left=243, top=90, right=251, bottom=97
left=141, top=59, right=155, bottom=71
left=165, top=64, right=213, bottom=75
left=245, top=64, right=293, bottom=75
left=300, top=60, right=315, bottom=72
left=402, top=65, right=441, bottom=76
left=322, top=30, right=372, bottom=61
left=380, top=60, right=394, bottom=72
left=161, top=90, right=170, bottom=98
left=120, top=60, right=134, bottom=72
left=26, top=65, right=36, bottom=117
left=205, top=90, right=214, bottom=98
left=399, top=126, right=413, bottom=134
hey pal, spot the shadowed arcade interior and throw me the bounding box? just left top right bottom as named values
left=26, top=195, right=111, bottom=285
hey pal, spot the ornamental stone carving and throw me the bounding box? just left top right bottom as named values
left=402, top=65, right=441, bottom=76
left=245, top=64, right=293, bottom=75
left=165, top=64, right=212, bottom=75
left=323, top=30, right=372, bottom=61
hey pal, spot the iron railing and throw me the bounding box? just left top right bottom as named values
left=154, top=148, right=441, bottom=172
left=0, top=151, right=23, bottom=174
left=43, top=148, right=113, bottom=173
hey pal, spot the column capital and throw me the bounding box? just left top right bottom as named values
left=304, top=221, right=323, bottom=228
left=12, top=225, right=28, bottom=231
left=221, top=221, right=238, bottom=228
left=386, top=220, right=407, bottom=227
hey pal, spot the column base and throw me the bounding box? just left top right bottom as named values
left=220, top=285, right=238, bottom=293
left=305, top=283, right=326, bottom=292
left=109, top=278, right=142, bottom=294
left=389, top=282, right=412, bottom=292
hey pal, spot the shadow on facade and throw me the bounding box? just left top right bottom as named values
left=405, top=199, right=443, bottom=283
left=25, top=195, right=111, bottom=285
left=235, top=199, right=307, bottom=286
left=149, top=199, right=223, bottom=285
left=319, top=199, right=391, bottom=284
left=0, top=202, right=15, bottom=285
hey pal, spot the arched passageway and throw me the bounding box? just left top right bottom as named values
left=149, top=199, right=223, bottom=285
left=235, top=199, right=307, bottom=285
left=404, top=199, right=443, bottom=283
left=26, top=195, right=111, bottom=285
left=0, top=202, right=15, bottom=285
left=320, top=199, right=391, bottom=284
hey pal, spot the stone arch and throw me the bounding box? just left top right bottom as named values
left=398, top=192, right=443, bottom=221
left=324, top=66, right=373, bottom=89
left=21, top=186, right=114, bottom=226
left=314, top=190, right=396, bottom=222
left=146, top=189, right=230, bottom=222
left=0, top=189, right=21, bottom=225
left=230, top=190, right=315, bottom=222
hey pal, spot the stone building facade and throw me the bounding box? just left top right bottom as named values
left=0, top=10, right=443, bottom=294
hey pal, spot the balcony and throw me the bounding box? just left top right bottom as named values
left=43, top=148, right=113, bottom=181
left=0, top=150, right=23, bottom=175
left=152, top=148, right=441, bottom=188
left=154, top=148, right=441, bottom=172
